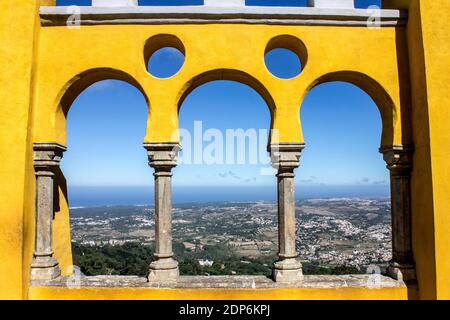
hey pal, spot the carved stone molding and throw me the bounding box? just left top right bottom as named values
left=33, top=143, right=67, bottom=172
left=40, top=6, right=407, bottom=27
left=144, top=142, right=181, bottom=170
left=380, top=144, right=413, bottom=175
left=268, top=143, right=305, bottom=171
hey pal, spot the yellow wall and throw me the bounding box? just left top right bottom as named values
left=417, top=0, right=450, bottom=300
left=0, top=0, right=39, bottom=300
left=0, top=0, right=449, bottom=300
left=33, top=24, right=407, bottom=147
left=28, top=286, right=407, bottom=300
left=385, top=0, right=450, bottom=300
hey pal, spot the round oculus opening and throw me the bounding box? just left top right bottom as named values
left=264, top=35, right=307, bottom=80
left=145, top=34, right=185, bottom=79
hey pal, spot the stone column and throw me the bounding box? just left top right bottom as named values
left=269, top=143, right=305, bottom=283
left=380, top=145, right=416, bottom=283
left=144, top=143, right=181, bottom=282
left=31, top=143, right=66, bottom=280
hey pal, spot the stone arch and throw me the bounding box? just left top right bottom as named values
left=54, top=68, right=149, bottom=142
left=33, top=68, right=150, bottom=281
left=173, top=70, right=277, bottom=278
left=177, top=69, right=276, bottom=125
left=304, top=71, right=398, bottom=147
left=301, top=71, right=415, bottom=283
left=56, top=67, right=148, bottom=116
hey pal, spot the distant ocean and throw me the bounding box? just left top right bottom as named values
left=67, top=185, right=390, bottom=207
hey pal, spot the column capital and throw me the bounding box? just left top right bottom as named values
left=33, top=143, right=67, bottom=172
left=379, top=145, right=414, bottom=173
left=143, top=142, right=181, bottom=169
left=268, top=143, right=305, bottom=170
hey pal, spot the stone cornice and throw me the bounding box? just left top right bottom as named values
left=33, top=143, right=67, bottom=169
left=268, top=143, right=305, bottom=170
left=143, top=142, right=181, bottom=169
left=40, top=6, right=407, bottom=27
left=379, top=144, right=414, bottom=173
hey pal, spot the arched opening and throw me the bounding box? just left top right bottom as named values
left=54, top=68, right=148, bottom=143
left=60, top=78, right=153, bottom=276
left=298, top=81, right=392, bottom=275
left=264, top=35, right=307, bottom=79
left=178, top=69, right=275, bottom=119
left=174, top=79, right=276, bottom=276
left=306, top=71, right=396, bottom=147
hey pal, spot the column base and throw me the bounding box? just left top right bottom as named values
left=148, top=258, right=179, bottom=282
left=30, top=256, right=61, bottom=280
left=272, top=259, right=303, bottom=283
left=387, top=261, right=416, bottom=283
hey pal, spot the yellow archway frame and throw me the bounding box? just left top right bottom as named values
left=29, top=5, right=411, bottom=299
left=2, top=0, right=449, bottom=300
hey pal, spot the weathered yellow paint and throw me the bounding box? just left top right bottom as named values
left=0, top=0, right=449, bottom=300
left=0, top=0, right=40, bottom=300
left=28, top=286, right=408, bottom=300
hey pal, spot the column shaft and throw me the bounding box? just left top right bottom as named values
left=35, top=173, right=55, bottom=257
left=153, top=170, right=174, bottom=260
left=277, top=170, right=298, bottom=259
left=391, top=172, right=413, bottom=264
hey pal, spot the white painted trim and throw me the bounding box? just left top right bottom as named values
left=40, top=6, right=407, bottom=27
left=307, top=0, right=355, bottom=9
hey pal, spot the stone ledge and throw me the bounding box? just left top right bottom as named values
left=32, top=275, right=404, bottom=289
left=40, top=6, right=407, bottom=27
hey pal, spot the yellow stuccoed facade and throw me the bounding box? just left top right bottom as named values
left=0, top=0, right=448, bottom=300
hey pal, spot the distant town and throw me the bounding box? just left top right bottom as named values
left=70, top=198, right=392, bottom=276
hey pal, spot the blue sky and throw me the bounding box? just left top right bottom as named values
left=62, top=79, right=388, bottom=188
left=58, top=0, right=388, bottom=200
